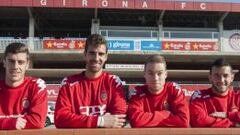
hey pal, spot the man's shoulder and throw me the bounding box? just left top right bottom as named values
left=129, top=85, right=147, bottom=99
left=60, top=73, right=83, bottom=86
left=103, top=72, right=119, bottom=80
left=191, top=89, right=211, bottom=101
left=164, top=82, right=183, bottom=95
left=25, top=77, right=47, bottom=93
left=24, top=76, right=44, bottom=85
left=103, top=72, right=123, bottom=85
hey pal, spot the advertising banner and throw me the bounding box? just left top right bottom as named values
left=140, top=41, right=162, bottom=51
left=105, top=64, right=144, bottom=70
left=162, top=40, right=219, bottom=51
left=108, top=40, right=161, bottom=51
left=43, top=39, right=85, bottom=50
left=108, top=40, right=135, bottom=51
left=222, top=30, right=240, bottom=52
left=46, top=84, right=60, bottom=101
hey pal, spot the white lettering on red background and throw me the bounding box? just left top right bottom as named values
left=122, top=1, right=128, bottom=8
left=181, top=2, right=186, bottom=9
left=47, top=89, right=59, bottom=96
left=102, top=0, right=108, bottom=7
left=40, top=0, right=47, bottom=6
left=82, top=0, right=87, bottom=7
left=200, top=3, right=206, bottom=10
left=63, top=0, right=66, bottom=6
left=37, top=0, right=211, bottom=11
left=142, top=1, right=148, bottom=8
left=79, top=105, right=106, bottom=116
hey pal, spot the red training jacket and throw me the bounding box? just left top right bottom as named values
left=54, top=72, right=127, bottom=128
left=128, top=82, right=189, bottom=128
left=190, top=88, right=238, bottom=127
left=0, top=77, right=47, bottom=130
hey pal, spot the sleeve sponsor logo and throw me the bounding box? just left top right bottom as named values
left=37, top=79, right=46, bottom=94
left=22, top=98, right=30, bottom=109
left=101, top=92, right=107, bottom=101
left=191, top=90, right=202, bottom=100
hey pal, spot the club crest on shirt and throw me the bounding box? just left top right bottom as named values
left=101, top=92, right=107, bottom=101
left=163, top=100, right=170, bottom=111
left=22, top=98, right=30, bottom=109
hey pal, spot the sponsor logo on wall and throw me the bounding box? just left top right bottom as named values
left=140, top=41, right=162, bottom=51
left=108, top=40, right=135, bottom=51
left=108, top=40, right=161, bottom=51
left=162, top=41, right=219, bottom=51
left=43, top=40, right=85, bottom=50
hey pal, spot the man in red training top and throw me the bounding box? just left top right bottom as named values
left=234, top=90, right=240, bottom=127
left=54, top=34, right=127, bottom=128
left=0, top=43, right=47, bottom=130
left=128, top=54, right=189, bottom=127
left=190, top=58, right=239, bottom=127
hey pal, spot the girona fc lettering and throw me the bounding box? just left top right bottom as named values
left=79, top=105, right=106, bottom=116
left=40, top=0, right=47, bottom=6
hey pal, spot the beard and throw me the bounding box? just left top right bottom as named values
left=86, top=63, right=102, bottom=73
left=212, top=83, right=230, bottom=94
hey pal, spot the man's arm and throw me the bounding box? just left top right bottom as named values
left=108, top=76, right=127, bottom=115
left=211, top=111, right=240, bottom=127
left=190, top=99, right=234, bottom=127
left=0, top=79, right=47, bottom=130
left=158, top=87, right=189, bottom=127
left=23, top=78, right=48, bottom=129
left=100, top=113, right=126, bottom=128
left=0, top=118, right=17, bottom=130
left=16, top=117, right=27, bottom=130
left=100, top=75, right=127, bottom=128
left=128, top=97, right=171, bottom=128
left=54, top=84, right=99, bottom=128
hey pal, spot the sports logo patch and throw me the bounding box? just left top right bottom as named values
left=163, top=100, right=170, bottom=111
left=101, top=92, right=107, bottom=101
left=22, top=98, right=30, bottom=109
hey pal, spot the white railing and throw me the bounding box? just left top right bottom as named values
left=0, top=39, right=43, bottom=51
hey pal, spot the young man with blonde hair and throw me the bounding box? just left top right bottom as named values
left=128, top=54, right=189, bottom=127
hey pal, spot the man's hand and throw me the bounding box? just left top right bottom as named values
left=236, top=123, right=240, bottom=127
left=102, top=113, right=126, bottom=128
left=210, top=112, right=227, bottom=118
left=16, top=117, right=27, bottom=130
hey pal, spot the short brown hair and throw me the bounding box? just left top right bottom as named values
left=144, top=54, right=167, bottom=70
left=84, top=34, right=108, bottom=53
left=4, top=42, right=30, bottom=59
